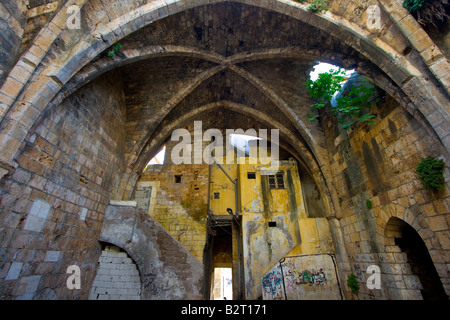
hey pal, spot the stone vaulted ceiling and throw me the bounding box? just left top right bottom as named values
left=83, top=2, right=383, bottom=175
left=1, top=0, right=449, bottom=210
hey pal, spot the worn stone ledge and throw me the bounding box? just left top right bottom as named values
left=109, top=200, right=138, bottom=207
left=0, top=156, right=17, bottom=180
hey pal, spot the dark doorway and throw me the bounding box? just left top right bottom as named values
left=204, top=214, right=233, bottom=299
left=394, top=220, right=447, bottom=300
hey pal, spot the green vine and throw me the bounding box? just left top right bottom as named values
left=107, top=42, right=123, bottom=57
left=306, top=68, right=378, bottom=130
left=366, top=199, right=373, bottom=209
left=346, top=273, right=359, bottom=294
left=403, top=0, right=449, bottom=28
left=293, top=0, right=328, bottom=14
left=403, top=0, right=425, bottom=13
left=416, top=157, right=446, bottom=191
left=307, top=0, right=328, bottom=13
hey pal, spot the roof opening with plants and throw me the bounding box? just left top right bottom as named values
left=306, top=63, right=379, bottom=130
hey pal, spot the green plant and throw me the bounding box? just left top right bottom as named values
left=403, top=0, right=425, bottom=13
left=293, top=0, right=328, bottom=13
left=366, top=199, right=373, bottom=209
left=306, top=69, right=378, bottom=129
left=403, top=0, right=449, bottom=28
left=307, top=68, right=346, bottom=116
left=347, top=273, right=359, bottom=294
left=307, top=0, right=328, bottom=13
left=334, top=79, right=377, bottom=129
left=107, top=42, right=123, bottom=57
left=416, top=157, right=446, bottom=191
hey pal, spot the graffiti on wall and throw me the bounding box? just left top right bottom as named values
left=282, top=258, right=328, bottom=287
left=261, top=267, right=284, bottom=300
left=261, top=254, right=341, bottom=300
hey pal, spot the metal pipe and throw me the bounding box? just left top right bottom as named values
left=214, top=160, right=236, bottom=185
left=212, top=157, right=242, bottom=298
left=212, top=158, right=238, bottom=217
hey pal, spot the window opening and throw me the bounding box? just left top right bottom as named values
left=268, top=171, right=285, bottom=189
left=146, top=146, right=166, bottom=166
left=174, top=175, right=182, bottom=183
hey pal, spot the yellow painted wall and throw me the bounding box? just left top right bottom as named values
left=136, top=164, right=209, bottom=262
left=135, top=156, right=336, bottom=298
left=209, top=157, right=335, bottom=299
left=209, top=161, right=238, bottom=217
left=287, top=218, right=335, bottom=256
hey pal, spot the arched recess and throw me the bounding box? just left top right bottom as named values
left=89, top=242, right=142, bottom=300
left=0, top=0, right=447, bottom=238
left=99, top=205, right=204, bottom=299
left=41, top=44, right=443, bottom=179
left=35, top=40, right=443, bottom=222
left=384, top=217, right=447, bottom=300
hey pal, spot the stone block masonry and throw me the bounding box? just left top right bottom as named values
left=99, top=204, right=204, bottom=300
left=0, top=0, right=448, bottom=301
left=0, top=71, right=127, bottom=299
left=137, top=161, right=209, bottom=262
left=323, top=93, right=450, bottom=299
left=89, top=245, right=141, bottom=300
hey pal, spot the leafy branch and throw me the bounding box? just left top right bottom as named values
left=293, top=0, right=328, bottom=14
left=107, top=42, right=123, bottom=57
left=306, top=68, right=378, bottom=130
left=403, top=0, right=449, bottom=28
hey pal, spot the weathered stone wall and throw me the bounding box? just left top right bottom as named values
left=136, top=162, right=209, bottom=262
left=322, top=93, right=450, bottom=299
left=0, top=0, right=448, bottom=300
left=88, top=244, right=141, bottom=300
left=0, top=71, right=126, bottom=299
left=0, top=0, right=27, bottom=87
left=99, top=204, right=204, bottom=300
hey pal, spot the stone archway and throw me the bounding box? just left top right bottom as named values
left=384, top=217, right=447, bottom=300
left=0, top=0, right=449, bottom=301
left=1, top=0, right=449, bottom=180
left=89, top=243, right=142, bottom=300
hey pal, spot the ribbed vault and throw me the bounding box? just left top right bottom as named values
left=4, top=0, right=448, bottom=219
left=71, top=2, right=397, bottom=212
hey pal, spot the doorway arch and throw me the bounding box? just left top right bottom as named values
left=384, top=217, right=447, bottom=300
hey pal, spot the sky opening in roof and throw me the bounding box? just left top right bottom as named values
left=309, top=62, right=354, bottom=81
left=147, top=145, right=166, bottom=165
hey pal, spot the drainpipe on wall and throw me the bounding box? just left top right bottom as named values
left=212, top=158, right=244, bottom=299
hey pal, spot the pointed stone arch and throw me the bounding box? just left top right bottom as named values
left=1, top=0, right=449, bottom=174
left=383, top=216, right=447, bottom=300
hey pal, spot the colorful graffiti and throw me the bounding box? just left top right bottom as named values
left=261, top=268, right=284, bottom=300
left=261, top=254, right=341, bottom=300
left=281, top=258, right=328, bottom=287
